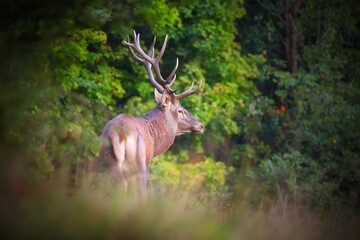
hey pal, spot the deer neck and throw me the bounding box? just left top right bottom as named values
left=143, top=106, right=177, bottom=156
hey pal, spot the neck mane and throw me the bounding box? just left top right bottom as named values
left=142, top=105, right=177, bottom=156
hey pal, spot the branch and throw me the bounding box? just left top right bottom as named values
left=256, top=0, right=285, bottom=24
left=293, top=0, right=302, bottom=15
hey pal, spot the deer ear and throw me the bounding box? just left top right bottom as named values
left=154, top=88, right=162, bottom=103
left=154, top=88, right=173, bottom=107
left=160, top=90, right=172, bottom=107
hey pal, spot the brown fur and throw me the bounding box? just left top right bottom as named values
left=99, top=91, right=204, bottom=197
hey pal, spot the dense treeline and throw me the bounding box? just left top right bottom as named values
left=0, top=0, right=359, bottom=238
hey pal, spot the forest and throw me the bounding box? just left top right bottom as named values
left=0, top=0, right=359, bottom=239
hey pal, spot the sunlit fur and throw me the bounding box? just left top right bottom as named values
left=99, top=90, right=204, bottom=196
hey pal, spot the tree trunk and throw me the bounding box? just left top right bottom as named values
left=282, top=0, right=302, bottom=74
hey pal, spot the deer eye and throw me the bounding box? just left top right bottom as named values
left=178, top=109, right=183, bottom=114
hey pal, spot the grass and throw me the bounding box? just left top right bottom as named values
left=0, top=169, right=359, bottom=240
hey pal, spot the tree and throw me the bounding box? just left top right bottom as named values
left=238, top=0, right=360, bottom=209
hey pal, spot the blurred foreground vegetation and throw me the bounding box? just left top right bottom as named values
left=0, top=0, right=359, bottom=239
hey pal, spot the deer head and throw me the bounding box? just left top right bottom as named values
left=153, top=89, right=204, bottom=135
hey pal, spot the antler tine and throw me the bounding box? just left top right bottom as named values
left=133, top=30, right=137, bottom=43
left=155, top=35, right=168, bottom=62
left=123, top=33, right=147, bottom=64
left=124, top=36, right=144, bottom=64
left=124, top=31, right=180, bottom=94
left=146, top=63, right=164, bottom=93
left=144, top=36, right=163, bottom=93
left=123, top=35, right=133, bottom=48
left=132, top=32, right=166, bottom=84
left=168, top=74, right=176, bottom=87
left=131, top=32, right=153, bottom=64
left=150, top=35, right=168, bottom=84
left=124, top=33, right=164, bottom=93
left=148, top=36, right=156, bottom=58
left=176, top=80, right=202, bottom=99
left=165, top=57, right=178, bottom=84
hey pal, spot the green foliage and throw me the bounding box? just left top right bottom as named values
left=150, top=155, right=228, bottom=199
left=134, top=0, right=182, bottom=34
left=53, top=28, right=125, bottom=108
left=254, top=151, right=321, bottom=203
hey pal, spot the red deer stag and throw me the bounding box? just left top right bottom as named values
left=99, top=31, right=204, bottom=197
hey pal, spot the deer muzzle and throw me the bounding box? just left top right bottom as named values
left=191, top=124, right=205, bottom=133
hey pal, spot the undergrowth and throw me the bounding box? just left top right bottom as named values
left=0, top=169, right=358, bottom=240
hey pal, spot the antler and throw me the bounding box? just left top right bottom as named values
left=123, top=31, right=177, bottom=93
left=123, top=31, right=201, bottom=99
left=176, top=80, right=202, bottom=99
